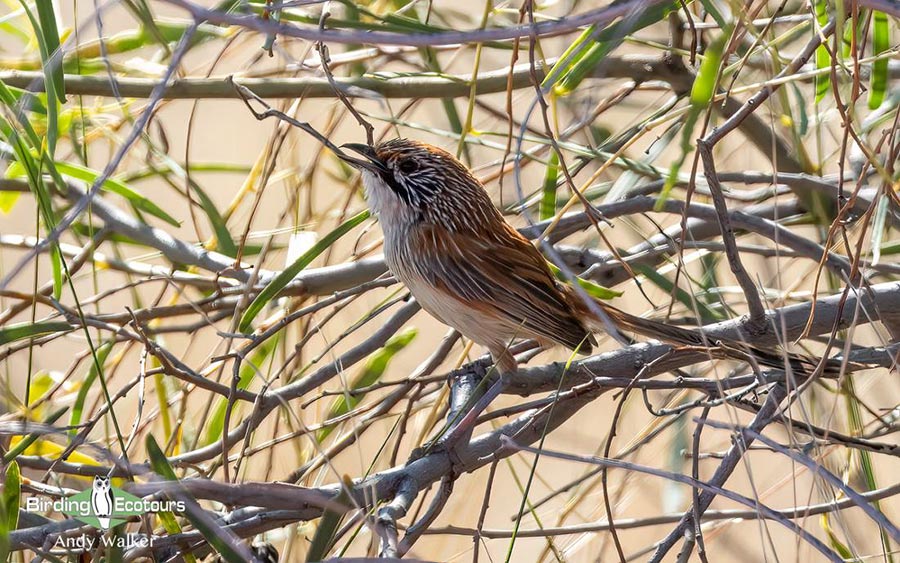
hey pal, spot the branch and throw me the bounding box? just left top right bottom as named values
left=506, top=432, right=843, bottom=562
left=161, top=0, right=672, bottom=46
left=0, top=54, right=724, bottom=99
left=424, top=481, right=900, bottom=537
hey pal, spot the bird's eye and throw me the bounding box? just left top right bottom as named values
left=397, top=159, right=419, bottom=174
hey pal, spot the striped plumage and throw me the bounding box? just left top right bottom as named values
left=340, top=139, right=825, bottom=376
left=347, top=139, right=592, bottom=372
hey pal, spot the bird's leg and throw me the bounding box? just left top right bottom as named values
left=407, top=355, right=514, bottom=463
left=443, top=344, right=520, bottom=447
left=407, top=351, right=514, bottom=464
left=441, top=360, right=494, bottom=448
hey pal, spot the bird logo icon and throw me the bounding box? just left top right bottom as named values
left=90, top=475, right=114, bottom=530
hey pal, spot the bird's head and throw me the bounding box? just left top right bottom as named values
left=338, top=138, right=500, bottom=231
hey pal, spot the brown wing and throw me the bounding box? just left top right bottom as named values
left=408, top=223, right=593, bottom=353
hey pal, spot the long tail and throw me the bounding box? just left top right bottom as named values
left=582, top=299, right=833, bottom=376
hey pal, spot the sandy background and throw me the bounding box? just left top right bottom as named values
left=1, top=1, right=897, bottom=561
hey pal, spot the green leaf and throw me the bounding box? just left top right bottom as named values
left=317, top=329, right=417, bottom=442
left=698, top=0, right=727, bottom=29
left=145, top=434, right=177, bottom=480
left=420, top=46, right=470, bottom=163
left=52, top=162, right=181, bottom=227
left=147, top=436, right=217, bottom=563
left=69, top=341, right=114, bottom=436
left=868, top=11, right=888, bottom=109
left=877, top=239, right=900, bottom=256
left=547, top=263, right=623, bottom=301
left=659, top=29, right=729, bottom=209
left=0, top=84, right=65, bottom=298
left=18, top=0, right=62, bottom=191
left=0, top=191, right=21, bottom=213
left=789, top=82, right=809, bottom=136
left=0, top=321, right=73, bottom=345
left=32, top=0, right=65, bottom=103
left=0, top=86, right=48, bottom=115
left=0, top=80, right=66, bottom=193
left=539, top=151, right=560, bottom=220
left=0, top=82, right=43, bottom=149
left=203, top=336, right=279, bottom=446
left=634, top=264, right=724, bottom=323
left=306, top=477, right=351, bottom=562
left=121, top=1, right=170, bottom=52
left=821, top=513, right=855, bottom=559
left=0, top=461, right=21, bottom=561
left=689, top=32, right=728, bottom=108
left=3, top=406, right=68, bottom=464
left=3, top=462, right=20, bottom=531
left=814, top=0, right=831, bottom=104
left=189, top=183, right=237, bottom=257
left=153, top=368, right=174, bottom=448
left=239, top=210, right=370, bottom=332
left=144, top=438, right=196, bottom=562
left=548, top=2, right=676, bottom=95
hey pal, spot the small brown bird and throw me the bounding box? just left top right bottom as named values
left=338, top=138, right=814, bottom=376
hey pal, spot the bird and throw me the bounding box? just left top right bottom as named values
left=337, top=138, right=823, bottom=378
left=91, top=475, right=114, bottom=530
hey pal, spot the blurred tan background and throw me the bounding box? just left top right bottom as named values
left=1, top=0, right=898, bottom=561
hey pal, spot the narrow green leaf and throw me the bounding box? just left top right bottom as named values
left=689, top=33, right=728, bottom=107
left=121, top=0, right=171, bottom=52
left=69, top=342, right=114, bottom=436
left=550, top=2, right=676, bottom=95
left=0, top=86, right=48, bottom=115
left=634, top=264, right=724, bottom=323
left=152, top=354, right=174, bottom=447
left=698, top=0, right=727, bottom=29
left=306, top=477, right=351, bottom=562
left=203, top=336, right=279, bottom=446
left=145, top=434, right=177, bottom=480
left=18, top=0, right=62, bottom=188
left=539, top=151, right=560, bottom=220
left=0, top=461, right=21, bottom=561
left=421, top=46, right=470, bottom=163
left=869, top=11, right=888, bottom=109
left=0, top=85, right=64, bottom=298
left=317, top=329, right=417, bottom=442
left=547, top=263, right=623, bottom=301
left=814, top=0, right=831, bottom=103
left=239, top=210, right=370, bottom=332
left=658, top=29, right=729, bottom=210
left=0, top=191, right=21, bottom=213
left=790, top=82, right=809, bottom=136
left=0, top=85, right=42, bottom=151
left=144, top=437, right=196, bottom=562
left=3, top=462, right=21, bottom=532
left=841, top=11, right=866, bottom=59
left=32, top=0, right=65, bottom=103
left=53, top=162, right=181, bottom=227
left=148, top=435, right=233, bottom=563
left=189, top=183, right=237, bottom=257
left=822, top=514, right=855, bottom=559
left=3, top=407, right=67, bottom=464
left=540, top=25, right=595, bottom=90
left=0, top=80, right=67, bottom=193
left=0, top=321, right=72, bottom=345
left=877, top=239, right=900, bottom=256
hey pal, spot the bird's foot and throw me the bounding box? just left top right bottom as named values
left=407, top=360, right=498, bottom=466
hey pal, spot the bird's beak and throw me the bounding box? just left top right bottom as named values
left=338, top=143, right=388, bottom=174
